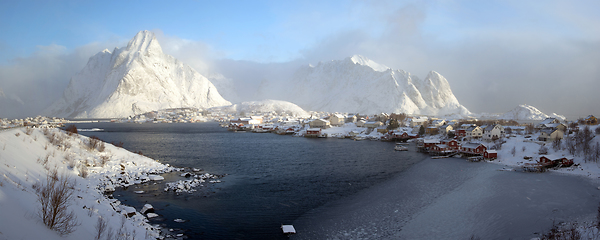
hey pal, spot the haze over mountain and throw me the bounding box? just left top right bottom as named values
left=43, top=31, right=231, bottom=118
left=285, top=55, right=470, bottom=116
left=499, top=104, right=566, bottom=121
left=41, top=30, right=470, bottom=118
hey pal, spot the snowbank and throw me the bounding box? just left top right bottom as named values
left=0, top=127, right=176, bottom=240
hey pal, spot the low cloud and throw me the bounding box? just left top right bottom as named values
left=0, top=41, right=123, bottom=118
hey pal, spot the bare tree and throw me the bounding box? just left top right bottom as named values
left=539, top=145, right=549, bottom=155
left=33, top=168, right=79, bottom=235
left=552, top=138, right=562, bottom=152
left=94, top=217, right=108, bottom=240
left=78, top=164, right=88, bottom=178
left=511, top=146, right=516, bottom=156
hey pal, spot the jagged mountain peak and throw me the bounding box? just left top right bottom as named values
left=348, top=55, right=390, bottom=72
left=288, top=56, right=470, bottom=116
left=43, top=30, right=230, bottom=118
left=125, top=30, right=162, bottom=55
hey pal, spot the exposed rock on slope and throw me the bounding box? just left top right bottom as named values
left=44, top=30, right=230, bottom=118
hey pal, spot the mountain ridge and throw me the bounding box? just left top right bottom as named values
left=43, top=31, right=231, bottom=118
left=286, top=55, right=470, bottom=116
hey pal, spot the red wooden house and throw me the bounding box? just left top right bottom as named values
left=305, top=128, right=321, bottom=138
left=484, top=150, right=497, bottom=159
left=441, top=139, right=460, bottom=150
left=459, top=143, right=487, bottom=155
left=539, top=155, right=574, bottom=168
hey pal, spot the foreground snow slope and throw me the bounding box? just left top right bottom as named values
left=0, top=128, right=173, bottom=240
left=288, top=55, right=471, bottom=116
left=44, top=30, right=231, bottom=119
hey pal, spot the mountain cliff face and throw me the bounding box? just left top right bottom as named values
left=499, top=104, right=566, bottom=121
left=44, top=30, right=231, bottom=118
left=288, top=55, right=470, bottom=116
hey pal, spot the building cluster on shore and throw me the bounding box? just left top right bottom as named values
left=220, top=112, right=599, bottom=170
left=0, top=116, right=67, bottom=129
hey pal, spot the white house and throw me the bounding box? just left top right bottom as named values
left=365, top=121, right=383, bottom=128
left=538, top=128, right=564, bottom=142
left=482, top=124, right=505, bottom=141
left=410, top=117, right=428, bottom=127
left=308, top=119, right=331, bottom=129
left=465, top=126, right=483, bottom=139
left=329, top=114, right=345, bottom=126
left=356, top=120, right=366, bottom=127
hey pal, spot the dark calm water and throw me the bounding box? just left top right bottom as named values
left=72, top=122, right=426, bottom=239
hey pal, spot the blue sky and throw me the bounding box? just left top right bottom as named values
left=1, top=0, right=599, bottom=118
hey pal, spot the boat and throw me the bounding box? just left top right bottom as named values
left=394, top=145, right=408, bottom=151
left=281, top=224, right=296, bottom=235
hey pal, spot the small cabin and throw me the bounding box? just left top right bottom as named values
left=539, top=155, right=574, bottom=168
left=305, top=128, right=321, bottom=138
left=484, top=150, right=497, bottom=159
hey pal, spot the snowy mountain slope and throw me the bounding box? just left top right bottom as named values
left=43, top=30, right=231, bottom=118
left=499, top=104, right=566, bottom=121
left=287, top=55, right=470, bottom=115
left=210, top=99, right=309, bottom=117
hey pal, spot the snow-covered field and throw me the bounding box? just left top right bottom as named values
left=0, top=127, right=177, bottom=240
left=490, top=125, right=600, bottom=179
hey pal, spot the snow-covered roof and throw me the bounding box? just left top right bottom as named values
left=462, top=143, right=485, bottom=149
left=540, top=154, right=571, bottom=160
left=424, top=139, right=441, bottom=144
left=539, top=118, right=557, bottom=125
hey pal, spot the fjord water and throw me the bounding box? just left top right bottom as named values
left=73, top=122, right=425, bottom=239
left=74, top=122, right=600, bottom=239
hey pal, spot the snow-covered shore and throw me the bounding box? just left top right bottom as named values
left=488, top=125, right=600, bottom=179
left=0, top=127, right=177, bottom=240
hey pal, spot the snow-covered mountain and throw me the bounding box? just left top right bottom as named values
left=287, top=55, right=470, bottom=116
left=210, top=99, right=309, bottom=117
left=43, top=30, right=231, bottom=118
left=499, top=104, right=566, bottom=121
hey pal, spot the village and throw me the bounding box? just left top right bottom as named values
left=3, top=111, right=600, bottom=175
left=224, top=112, right=600, bottom=173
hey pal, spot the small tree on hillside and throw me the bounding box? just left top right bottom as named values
left=419, top=125, right=425, bottom=136
left=511, top=146, right=516, bottom=156
left=539, top=145, right=549, bottom=155
left=552, top=138, right=562, bottom=151
left=447, top=131, right=455, bottom=139
left=387, top=119, right=399, bottom=130
left=65, top=125, right=78, bottom=136
left=33, top=168, right=79, bottom=235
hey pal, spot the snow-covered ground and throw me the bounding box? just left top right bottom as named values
left=489, top=125, right=600, bottom=179
left=0, top=127, right=178, bottom=240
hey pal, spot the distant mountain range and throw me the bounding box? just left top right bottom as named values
left=498, top=104, right=565, bottom=121
left=287, top=55, right=470, bottom=116
left=43, top=31, right=471, bottom=118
